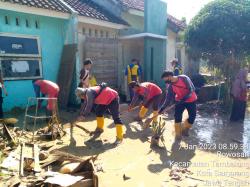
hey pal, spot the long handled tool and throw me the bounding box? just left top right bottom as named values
left=120, top=105, right=140, bottom=115
left=144, top=104, right=175, bottom=128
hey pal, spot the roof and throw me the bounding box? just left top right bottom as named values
left=118, top=0, right=144, bottom=11
left=3, top=0, right=71, bottom=13
left=118, top=0, right=186, bottom=31
left=167, top=14, right=187, bottom=32
left=64, top=0, right=128, bottom=25
left=2, top=0, right=127, bottom=25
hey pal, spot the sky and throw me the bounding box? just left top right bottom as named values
left=162, top=0, right=213, bottom=23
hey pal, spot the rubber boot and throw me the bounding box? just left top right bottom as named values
left=182, top=120, right=192, bottom=137
left=136, top=106, right=148, bottom=121
left=175, top=123, right=182, bottom=141
left=95, top=117, right=104, bottom=134
left=153, top=111, right=158, bottom=123
left=115, top=124, right=123, bottom=144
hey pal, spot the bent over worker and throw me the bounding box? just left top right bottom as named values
left=32, top=80, right=60, bottom=112
left=129, top=81, right=162, bottom=122
left=159, top=71, right=197, bottom=140
left=75, top=83, right=123, bottom=143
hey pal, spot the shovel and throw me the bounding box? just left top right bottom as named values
left=144, top=104, right=175, bottom=128
left=120, top=105, right=140, bottom=115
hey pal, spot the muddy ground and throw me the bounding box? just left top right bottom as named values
left=1, top=102, right=250, bottom=187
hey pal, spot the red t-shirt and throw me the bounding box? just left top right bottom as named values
left=136, top=82, right=162, bottom=101
left=172, top=77, right=197, bottom=102
left=91, top=86, right=118, bottom=105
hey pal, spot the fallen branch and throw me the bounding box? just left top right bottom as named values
left=74, top=123, right=91, bottom=134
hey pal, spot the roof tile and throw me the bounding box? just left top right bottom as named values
left=4, top=0, right=71, bottom=13
left=64, top=0, right=128, bottom=25
left=118, top=0, right=186, bottom=31
left=118, top=0, right=144, bottom=11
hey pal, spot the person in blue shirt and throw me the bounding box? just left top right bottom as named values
left=171, top=59, right=183, bottom=76
left=125, top=59, right=142, bottom=101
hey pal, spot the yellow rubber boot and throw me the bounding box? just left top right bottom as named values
left=116, top=124, right=123, bottom=141
left=139, top=106, right=148, bottom=119
left=96, top=117, right=104, bottom=133
left=153, top=111, right=158, bottom=123
left=175, top=123, right=182, bottom=140
left=182, top=120, right=192, bottom=137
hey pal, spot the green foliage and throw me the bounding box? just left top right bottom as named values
left=185, top=0, right=250, bottom=68
left=185, top=0, right=250, bottom=108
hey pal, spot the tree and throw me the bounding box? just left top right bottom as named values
left=184, top=0, right=250, bottom=108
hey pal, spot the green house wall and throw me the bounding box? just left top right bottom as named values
left=144, top=0, right=167, bottom=87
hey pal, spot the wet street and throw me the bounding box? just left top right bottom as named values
left=188, top=104, right=250, bottom=157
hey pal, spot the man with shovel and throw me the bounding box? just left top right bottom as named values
left=128, top=81, right=162, bottom=122
left=75, top=83, right=123, bottom=144
left=158, top=71, right=197, bottom=140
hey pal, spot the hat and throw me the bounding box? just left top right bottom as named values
left=75, top=87, right=87, bottom=98
left=171, top=58, right=178, bottom=63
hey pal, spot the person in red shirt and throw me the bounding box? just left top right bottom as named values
left=32, top=80, right=59, bottom=113
left=75, top=83, right=123, bottom=144
left=129, top=81, right=162, bottom=122
left=159, top=71, right=197, bottom=140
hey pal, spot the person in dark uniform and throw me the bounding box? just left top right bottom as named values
left=125, top=59, right=142, bottom=101
left=171, top=59, right=182, bottom=76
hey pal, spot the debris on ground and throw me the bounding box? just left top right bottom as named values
left=169, top=167, right=193, bottom=181
left=1, top=146, right=98, bottom=186
left=0, top=115, right=98, bottom=187
left=37, top=114, right=66, bottom=140
left=123, top=174, right=131, bottom=181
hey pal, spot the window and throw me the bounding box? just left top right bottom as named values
left=106, top=31, right=109, bottom=38
left=16, top=18, right=20, bottom=26
left=1, top=58, right=42, bottom=80
left=82, top=27, right=86, bottom=35
left=100, top=30, right=104, bottom=38
left=25, top=19, right=29, bottom=28
left=5, top=16, right=9, bottom=25
left=35, top=20, right=40, bottom=29
left=0, top=34, right=42, bottom=80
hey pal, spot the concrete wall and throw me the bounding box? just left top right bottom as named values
left=144, top=0, right=167, bottom=86
left=166, top=28, right=191, bottom=74
left=144, top=0, right=167, bottom=35
left=118, top=39, right=144, bottom=95
left=121, top=12, right=144, bottom=32
left=0, top=9, right=67, bottom=111
left=167, top=29, right=177, bottom=70
left=144, top=38, right=166, bottom=87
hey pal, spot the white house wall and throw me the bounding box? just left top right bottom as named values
left=167, top=29, right=177, bottom=70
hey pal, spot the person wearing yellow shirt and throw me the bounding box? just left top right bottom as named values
left=125, top=59, right=142, bottom=101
